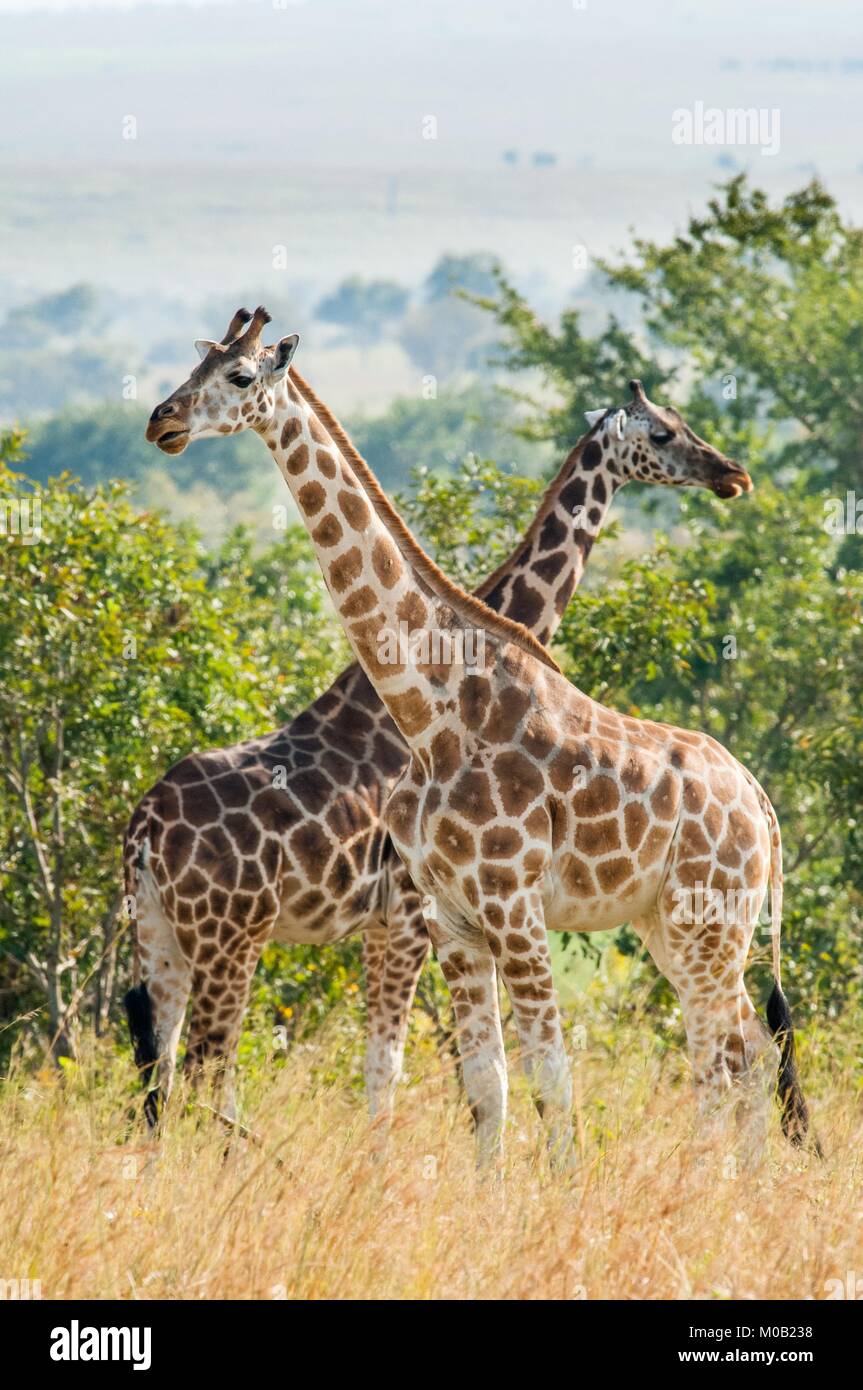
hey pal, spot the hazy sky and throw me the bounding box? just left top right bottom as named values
left=0, top=0, right=223, bottom=8
left=1, top=0, right=861, bottom=331
left=1, top=0, right=861, bottom=172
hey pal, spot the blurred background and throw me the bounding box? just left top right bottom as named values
left=1, top=0, right=862, bottom=533
left=0, top=0, right=860, bottom=1074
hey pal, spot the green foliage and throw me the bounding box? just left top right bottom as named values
left=0, top=460, right=345, bottom=1059
left=22, top=404, right=264, bottom=495
left=348, top=383, right=548, bottom=493
left=474, top=177, right=863, bottom=551
left=396, top=456, right=544, bottom=590
left=602, top=177, right=863, bottom=491
left=554, top=540, right=716, bottom=705
left=204, top=523, right=351, bottom=721
left=2, top=176, right=861, bottom=1073
left=470, top=266, right=661, bottom=450
left=251, top=940, right=364, bottom=1046
left=0, top=425, right=28, bottom=467
left=468, top=183, right=863, bottom=1014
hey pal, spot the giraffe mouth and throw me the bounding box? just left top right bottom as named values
left=154, top=429, right=190, bottom=455
left=712, top=469, right=753, bottom=499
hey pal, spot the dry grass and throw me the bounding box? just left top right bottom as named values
left=0, top=1014, right=860, bottom=1301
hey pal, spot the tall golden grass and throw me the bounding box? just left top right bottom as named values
left=1, top=995, right=859, bottom=1302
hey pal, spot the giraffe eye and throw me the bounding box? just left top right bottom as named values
left=650, top=429, right=673, bottom=446
left=230, top=374, right=254, bottom=389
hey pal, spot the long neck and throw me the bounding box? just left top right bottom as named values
left=474, top=434, right=623, bottom=645
left=262, top=370, right=558, bottom=754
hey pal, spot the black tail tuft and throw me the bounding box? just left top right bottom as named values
left=124, top=982, right=160, bottom=1127
left=766, top=982, right=818, bottom=1153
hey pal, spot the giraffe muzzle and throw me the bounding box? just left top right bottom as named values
left=146, top=410, right=191, bottom=454
left=153, top=429, right=190, bottom=455
left=711, top=463, right=753, bottom=499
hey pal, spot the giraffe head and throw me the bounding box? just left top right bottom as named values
left=145, top=306, right=299, bottom=454
left=585, top=380, right=752, bottom=498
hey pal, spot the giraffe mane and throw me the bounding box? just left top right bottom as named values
left=288, top=367, right=562, bottom=675
left=474, top=423, right=602, bottom=603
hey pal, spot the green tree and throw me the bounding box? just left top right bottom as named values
left=470, top=268, right=661, bottom=451
left=22, top=403, right=265, bottom=495
left=3, top=283, right=102, bottom=342
left=424, top=252, right=503, bottom=303
left=468, top=181, right=863, bottom=1013
left=348, top=383, right=548, bottom=493
left=0, top=463, right=344, bottom=1061
left=604, top=177, right=863, bottom=493
left=474, top=178, right=863, bottom=533
left=316, top=277, right=409, bottom=340
left=397, top=456, right=544, bottom=590
left=205, top=522, right=350, bottom=722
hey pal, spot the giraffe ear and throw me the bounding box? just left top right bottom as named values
left=194, top=339, right=220, bottom=361
left=584, top=408, right=608, bottom=429
left=270, top=333, right=300, bottom=379
left=614, top=408, right=627, bottom=441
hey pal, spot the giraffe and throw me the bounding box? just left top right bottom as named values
left=131, top=309, right=811, bottom=1167
left=128, top=308, right=751, bottom=1130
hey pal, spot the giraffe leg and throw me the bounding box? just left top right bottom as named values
left=183, top=934, right=268, bottom=1124
left=735, top=1004, right=780, bottom=1164
left=362, top=924, right=388, bottom=1113
left=124, top=864, right=192, bottom=1128
left=362, top=871, right=430, bottom=1120
left=433, top=926, right=506, bottom=1170
left=495, top=890, right=575, bottom=1171
left=634, top=905, right=779, bottom=1160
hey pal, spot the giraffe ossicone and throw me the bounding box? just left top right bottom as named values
left=130, top=307, right=813, bottom=1172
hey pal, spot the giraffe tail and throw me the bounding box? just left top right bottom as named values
left=122, top=809, right=160, bottom=1126
left=757, top=790, right=819, bottom=1153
